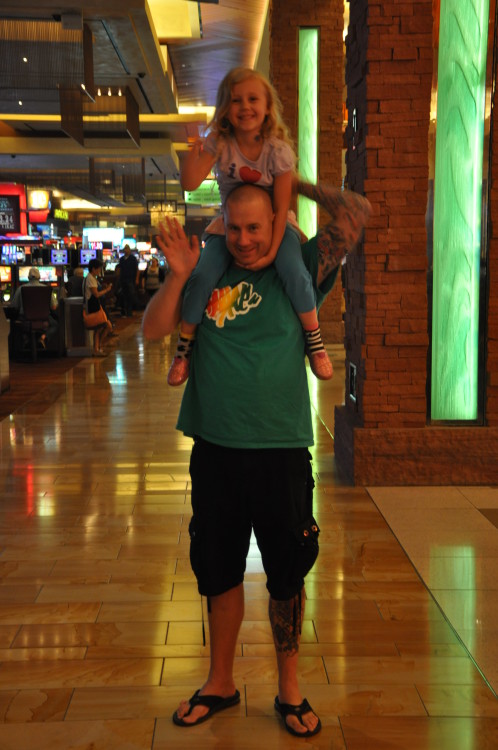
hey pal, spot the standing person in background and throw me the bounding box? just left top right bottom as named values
left=117, top=244, right=139, bottom=317
left=142, top=256, right=165, bottom=301
left=143, top=179, right=371, bottom=738
left=167, top=66, right=333, bottom=387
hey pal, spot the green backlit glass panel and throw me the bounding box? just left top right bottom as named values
left=185, top=180, right=220, bottom=206
left=431, top=0, right=489, bottom=420
left=298, top=28, right=318, bottom=238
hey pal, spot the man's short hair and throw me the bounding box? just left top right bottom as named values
left=224, top=184, right=273, bottom=215
left=28, top=267, right=40, bottom=281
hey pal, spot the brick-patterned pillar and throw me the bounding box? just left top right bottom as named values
left=334, top=0, right=498, bottom=485
left=335, top=0, right=433, bottom=477
left=270, top=0, right=345, bottom=342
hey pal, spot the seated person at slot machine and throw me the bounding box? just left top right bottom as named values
left=10, top=267, right=59, bottom=349
left=11, top=267, right=44, bottom=315
left=97, top=265, right=118, bottom=338
left=66, top=267, right=85, bottom=297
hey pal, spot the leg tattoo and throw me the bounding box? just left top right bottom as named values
left=269, top=592, right=305, bottom=655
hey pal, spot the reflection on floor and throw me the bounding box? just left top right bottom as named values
left=0, top=328, right=497, bottom=749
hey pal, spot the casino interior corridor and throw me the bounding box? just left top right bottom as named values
left=0, top=318, right=497, bottom=749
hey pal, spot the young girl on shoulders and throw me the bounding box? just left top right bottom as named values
left=168, top=66, right=333, bottom=386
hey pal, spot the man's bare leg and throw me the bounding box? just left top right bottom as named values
left=269, top=590, right=320, bottom=735
left=174, top=583, right=244, bottom=724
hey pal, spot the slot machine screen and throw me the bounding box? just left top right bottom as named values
left=51, top=249, right=68, bottom=265
left=0, top=265, right=13, bottom=303
left=17, top=267, right=31, bottom=283
left=38, top=266, right=58, bottom=283
left=80, top=249, right=97, bottom=265
left=0, top=266, right=12, bottom=283
left=1, top=245, right=17, bottom=264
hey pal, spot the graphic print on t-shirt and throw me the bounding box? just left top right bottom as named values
left=239, top=166, right=262, bottom=184
left=206, top=282, right=262, bottom=328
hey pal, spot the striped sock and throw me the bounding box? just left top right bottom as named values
left=304, top=326, right=325, bottom=354
left=174, top=331, right=196, bottom=360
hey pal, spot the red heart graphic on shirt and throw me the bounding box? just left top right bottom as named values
left=239, top=166, right=262, bottom=183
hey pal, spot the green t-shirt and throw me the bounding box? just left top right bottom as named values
left=177, top=236, right=338, bottom=449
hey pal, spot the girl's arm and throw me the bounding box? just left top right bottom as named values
left=142, top=218, right=200, bottom=339
left=180, top=139, right=217, bottom=191
left=243, top=170, right=293, bottom=271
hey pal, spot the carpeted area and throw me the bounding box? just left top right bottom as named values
left=0, top=314, right=138, bottom=421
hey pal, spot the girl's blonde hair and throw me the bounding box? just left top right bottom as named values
left=209, top=67, right=294, bottom=150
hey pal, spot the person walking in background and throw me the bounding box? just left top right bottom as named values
left=117, top=244, right=139, bottom=317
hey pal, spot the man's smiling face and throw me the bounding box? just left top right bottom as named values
left=224, top=186, right=274, bottom=269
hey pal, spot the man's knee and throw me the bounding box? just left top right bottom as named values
left=265, top=517, right=320, bottom=601
left=188, top=516, right=246, bottom=597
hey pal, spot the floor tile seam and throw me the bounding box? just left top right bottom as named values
left=364, top=490, right=498, bottom=700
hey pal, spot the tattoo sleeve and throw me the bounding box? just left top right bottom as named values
left=297, top=181, right=371, bottom=280
left=269, top=592, right=305, bottom=655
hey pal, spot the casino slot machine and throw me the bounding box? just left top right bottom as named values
left=0, top=265, right=13, bottom=304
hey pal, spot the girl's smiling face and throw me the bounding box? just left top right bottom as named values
left=226, top=77, right=270, bottom=137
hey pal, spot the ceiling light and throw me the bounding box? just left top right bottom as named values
left=18, top=100, right=22, bottom=106
left=23, top=57, right=28, bottom=63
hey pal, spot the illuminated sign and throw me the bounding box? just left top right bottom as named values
left=0, top=266, right=12, bottom=283
left=82, top=226, right=124, bottom=247
left=53, top=208, right=69, bottom=221
left=28, top=189, right=50, bottom=210
left=185, top=180, right=220, bottom=206
left=0, top=196, right=20, bottom=232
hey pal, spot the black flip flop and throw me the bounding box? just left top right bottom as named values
left=274, top=696, right=322, bottom=737
left=172, top=689, right=240, bottom=727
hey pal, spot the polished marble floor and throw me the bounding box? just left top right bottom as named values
left=0, top=319, right=497, bottom=749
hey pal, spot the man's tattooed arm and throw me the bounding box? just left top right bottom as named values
left=297, top=181, right=371, bottom=286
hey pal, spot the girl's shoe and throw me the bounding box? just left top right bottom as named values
left=307, top=349, right=333, bottom=380
left=168, top=356, right=190, bottom=386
